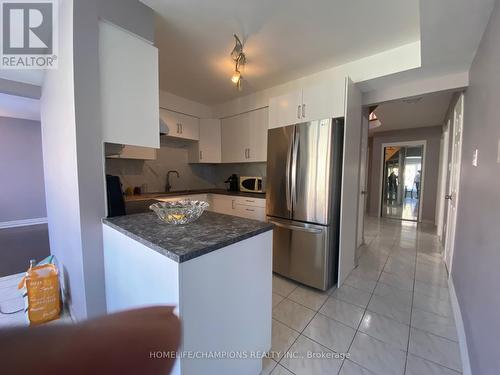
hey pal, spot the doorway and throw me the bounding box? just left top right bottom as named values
left=380, top=143, right=425, bottom=221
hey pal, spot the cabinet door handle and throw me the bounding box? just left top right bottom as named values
left=245, top=199, right=255, bottom=203
left=231, top=200, right=235, bottom=209
left=177, top=123, right=180, bottom=133
left=247, top=148, right=251, bottom=159
left=246, top=208, right=255, bottom=212
left=302, top=103, right=306, bottom=118
left=199, top=150, right=203, bottom=160
left=180, top=124, right=183, bottom=134
left=297, top=105, right=301, bottom=119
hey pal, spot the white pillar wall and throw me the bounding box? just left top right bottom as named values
left=40, top=0, right=155, bottom=320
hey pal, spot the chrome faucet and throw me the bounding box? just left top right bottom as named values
left=165, top=170, right=180, bottom=192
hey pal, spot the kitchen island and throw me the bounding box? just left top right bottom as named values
left=102, top=211, right=273, bottom=375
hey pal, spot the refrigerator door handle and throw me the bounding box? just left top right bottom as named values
left=291, top=127, right=299, bottom=209
left=268, top=219, right=323, bottom=234
left=285, top=130, right=294, bottom=212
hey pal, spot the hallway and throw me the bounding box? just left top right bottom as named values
left=265, top=217, right=461, bottom=375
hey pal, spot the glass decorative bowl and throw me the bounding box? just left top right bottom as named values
left=149, top=200, right=209, bottom=225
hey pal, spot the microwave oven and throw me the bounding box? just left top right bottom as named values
left=239, top=176, right=264, bottom=193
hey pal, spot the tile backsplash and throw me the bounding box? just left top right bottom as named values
left=105, top=143, right=266, bottom=193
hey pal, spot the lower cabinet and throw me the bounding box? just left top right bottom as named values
left=153, top=193, right=266, bottom=221
left=209, top=194, right=266, bottom=221
left=233, top=204, right=266, bottom=221
left=156, top=194, right=208, bottom=203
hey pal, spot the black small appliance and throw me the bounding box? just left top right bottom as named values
left=225, top=174, right=239, bottom=192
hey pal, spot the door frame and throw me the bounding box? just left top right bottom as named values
left=356, top=108, right=370, bottom=249
left=437, top=120, right=451, bottom=241
left=444, top=94, right=464, bottom=273
left=378, top=140, right=427, bottom=222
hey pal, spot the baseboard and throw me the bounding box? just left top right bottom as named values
left=0, top=217, right=48, bottom=229
left=448, top=275, right=472, bottom=375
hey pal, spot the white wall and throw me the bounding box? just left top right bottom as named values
left=0, top=117, right=47, bottom=224
left=40, top=0, right=88, bottom=319
left=213, top=42, right=421, bottom=118
left=160, top=90, right=213, bottom=119
left=40, top=0, right=155, bottom=320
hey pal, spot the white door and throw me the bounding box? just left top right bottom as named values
left=199, top=119, right=221, bottom=163
left=357, top=110, right=369, bottom=248
left=221, top=113, right=250, bottom=163
left=100, top=21, right=159, bottom=148
left=302, top=78, right=346, bottom=122
left=247, top=107, right=268, bottom=162
left=437, top=121, right=450, bottom=241
left=268, top=90, right=303, bottom=129
left=176, top=112, right=200, bottom=141
left=160, top=109, right=200, bottom=141
left=444, top=94, right=464, bottom=272
left=338, top=77, right=362, bottom=286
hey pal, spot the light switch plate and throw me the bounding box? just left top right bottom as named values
left=472, top=149, right=478, bottom=167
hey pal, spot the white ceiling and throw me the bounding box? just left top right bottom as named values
left=371, top=91, right=454, bottom=134
left=359, top=0, right=496, bottom=95
left=0, top=93, right=40, bottom=121
left=141, top=0, right=420, bottom=105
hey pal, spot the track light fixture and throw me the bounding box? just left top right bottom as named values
left=230, top=34, right=245, bottom=91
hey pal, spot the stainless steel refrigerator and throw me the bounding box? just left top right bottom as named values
left=266, top=118, right=344, bottom=291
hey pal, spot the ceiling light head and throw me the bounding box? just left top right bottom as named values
left=231, top=70, right=241, bottom=84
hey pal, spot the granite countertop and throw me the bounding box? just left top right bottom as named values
left=103, top=211, right=273, bottom=263
left=124, top=189, right=266, bottom=202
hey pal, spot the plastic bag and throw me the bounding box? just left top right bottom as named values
left=18, top=256, right=61, bottom=325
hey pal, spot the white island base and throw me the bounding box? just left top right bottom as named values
left=103, top=224, right=273, bottom=375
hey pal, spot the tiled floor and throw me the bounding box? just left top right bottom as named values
left=263, top=217, right=462, bottom=375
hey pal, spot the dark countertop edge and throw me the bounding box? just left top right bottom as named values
left=124, top=189, right=266, bottom=202
left=102, top=218, right=274, bottom=263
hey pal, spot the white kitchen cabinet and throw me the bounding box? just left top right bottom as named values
left=302, top=79, right=345, bottom=122
left=268, top=78, right=346, bottom=129
left=99, top=21, right=159, bottom=148
left=221, top=108, right=268, bottom=163
left=160, top=108, right=200, bottom=141
left=233, top=204, right=266, bottom=221
left=188, top=119, right=221, bottom=163
left=247, top=107, right=268, bottom=162
left=210, top=195, right=234, bottom=214
left=221, top=113, right=249, bottom=163
left=269, top=90, right=302, bottom=129
left=107, top=145, right=156, bottom=160
left=209, top=194, right=266, bottom=221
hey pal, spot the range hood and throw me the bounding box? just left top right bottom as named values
left=160, top=117, right=168, bottom=135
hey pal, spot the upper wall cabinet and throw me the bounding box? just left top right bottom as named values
left=269, top=78, right=346, bottom=129
left=188, top=119, right=221, bottom=163
left=160, top=108, right=200, bottom=141
left=221, top=107, right=268, bottom=163
left=99, top=21, right=159, bottom=148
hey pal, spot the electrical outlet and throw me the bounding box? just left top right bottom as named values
left=472, top=149, right=478, bottom=167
